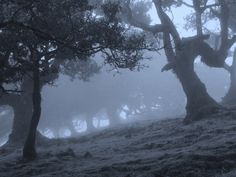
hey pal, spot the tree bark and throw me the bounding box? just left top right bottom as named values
left=222, top=49, right=236, bottom=105
left=174, top=52, right=221, bottom=123
left=23, top=65, right=42, bottom=160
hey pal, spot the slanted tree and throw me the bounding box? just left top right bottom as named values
left=176, top=0, right=236, bottom=106
left=123, top=0, right=236, bottom=123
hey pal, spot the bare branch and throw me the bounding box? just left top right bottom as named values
left=193, top=0, right=203, bottom=35
left=178, top=1, right=194, bottom=8
left=153, top=0, right=181, bottom=48
left=124, top=1, right=165, bottom=34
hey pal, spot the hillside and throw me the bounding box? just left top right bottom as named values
left=1, top=115, right=236, bottom=177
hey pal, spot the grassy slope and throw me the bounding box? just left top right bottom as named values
left=1, top=115, right=236, bottom=177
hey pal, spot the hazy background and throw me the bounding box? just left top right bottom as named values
left=0, top=2, right=230, bottom=143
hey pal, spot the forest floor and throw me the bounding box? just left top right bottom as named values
left=1, top=114, right=236, bottom=177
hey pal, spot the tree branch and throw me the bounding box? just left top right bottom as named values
left=153, top=0, right=181, bottom=48
left=124, top=0, right=165, bottom=34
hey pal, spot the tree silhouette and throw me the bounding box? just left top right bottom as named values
left=0, top=0, right=153, bottom=159
left=124, top=0, right=236, bottom=122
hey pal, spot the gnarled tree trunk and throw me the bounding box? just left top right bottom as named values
left=174, top=51, right=221, bottom=123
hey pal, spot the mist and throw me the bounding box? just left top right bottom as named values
left=1, top=1, right=236, bottom=177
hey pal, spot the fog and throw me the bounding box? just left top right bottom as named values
left=41, top=54, right=229, bottom=136
left=0, top=51, right=229, bottom=143
left=1, top=1, right=236, bottom=176
left=39, top=52, right=186, bottom=138
left=0, top=0, right=232, bottom=144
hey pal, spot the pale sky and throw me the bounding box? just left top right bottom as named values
left=148, top=2, right=220, bottom=37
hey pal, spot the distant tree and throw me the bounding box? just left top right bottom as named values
left=0, top=77, right=37, bottom=146
left=0, top=106, right=13, bottom=141
left=0, top=57, right=101, bottom=147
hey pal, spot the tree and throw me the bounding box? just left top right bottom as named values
left=0, top=0, right=153, bottom=159
left=221, top=1, right=236, bottom=105
left=124, top=0, right=236, bottom=123
left=176, top=0, right=236, bottom=105
left=176, top=0, right=236, bottom=106
left=0, top=77, right=35, bottom=146
left=0, top=52, right=101, bottom=147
